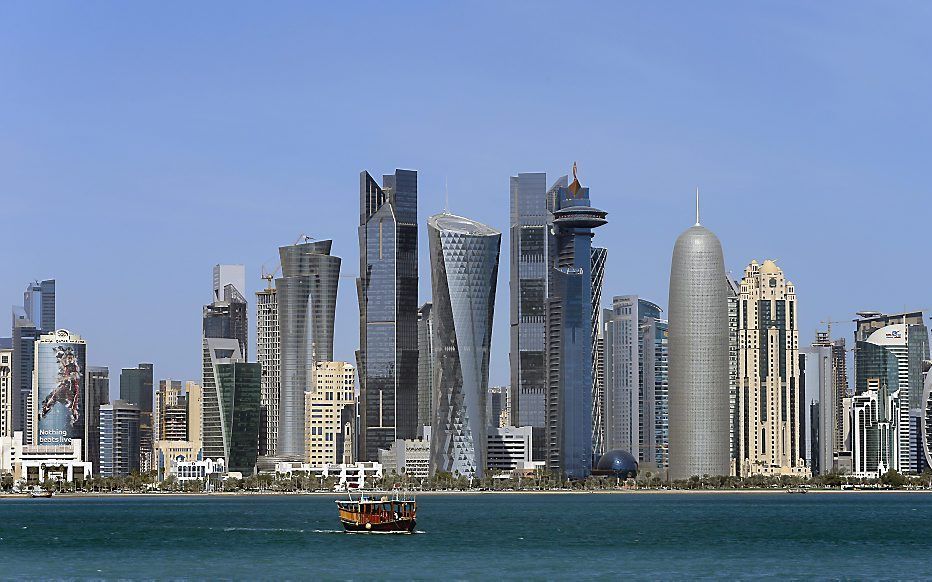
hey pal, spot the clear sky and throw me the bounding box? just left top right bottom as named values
left=2, top=2, right=931, bottom=391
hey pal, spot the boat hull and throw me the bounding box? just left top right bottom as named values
left=341, top=518, right=416, bottom=534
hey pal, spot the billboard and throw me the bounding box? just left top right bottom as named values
left=36, top=333, right=86, bottom=447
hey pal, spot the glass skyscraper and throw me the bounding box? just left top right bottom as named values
left=87, top=366, right=110, bottom=474
left=509, top=172, right=551, bottom=460
left=100, top=400, right=140, bottom=478
left=12, top=279, right=55, bottom=441
left=428, top=212, right=500, bottom=479
left=545, top=169, right=607, bottom=479
left=215, top=361, right=262, bottom=475
left=276, top=239, right=341, bottom=460
left=603, top=296, right=669, bottom=468
left=120, top=363, right=154, bottom=472
left=358, top=169, right=418, bottom=461
left=417, top=302, right=434, bottom=437
left=854, top=311, right=929, bottom=474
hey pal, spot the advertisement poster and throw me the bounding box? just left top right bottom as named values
left=36, top=338, right=85, bottom=447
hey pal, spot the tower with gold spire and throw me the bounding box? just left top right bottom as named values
left=544, top=163, right=608, bottom=479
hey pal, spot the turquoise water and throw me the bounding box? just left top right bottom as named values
left=1, top=492, right=932, bottom=579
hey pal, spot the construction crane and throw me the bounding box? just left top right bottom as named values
left=820, top=318, right=843, bottom=339
left=260, top=234, right=316, bottom=289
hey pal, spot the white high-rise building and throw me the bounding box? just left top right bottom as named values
left=735, top=260, right=809, bottom=477
left=212, top=264, right=246, bottom=303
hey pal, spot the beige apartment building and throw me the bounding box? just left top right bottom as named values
left=304, top=362, right=355, bottom=466
left=735, top=260, right=810, bottom=477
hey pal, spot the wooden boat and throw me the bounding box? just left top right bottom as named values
left=336, top=490, right=416, bottom=533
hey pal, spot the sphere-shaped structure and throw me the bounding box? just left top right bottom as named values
left=592, top=449, right=639, bottom=478
left=668, top=225, right=730, bottom=480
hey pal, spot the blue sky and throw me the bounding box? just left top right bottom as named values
left=2, top=2, right=931, bottom=390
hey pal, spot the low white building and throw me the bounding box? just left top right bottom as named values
left=1, top=431, right=92, bottom=483
left=487, top=426, right=533, bottom=472
left=173, top=457, right=225, bottom=482
left=275, top=461, right=382, bottom=489
left=379, top=429, right=431, bottom=479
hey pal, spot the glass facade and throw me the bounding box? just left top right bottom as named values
left=358, top=169, right=419, bottom=461
left=544, top=174, right=607, bottom=479
left=509, top=173, right=552, bottom=461
left=120, top=363, right=154, bottom=472
left=100, top=400, right=140, bottom=478
left=202, top=337, right=242, bottom=461
left=428, top=213, right=500, bottom=479
left=87, top=366, right=110, bottom=473
left=215, top=362, right=261, bottom=475
left=417, top=302, right=434, bottom=436
left=276, top=240, right=341, bottom=459
left=854, top=312, right=930, bottom=474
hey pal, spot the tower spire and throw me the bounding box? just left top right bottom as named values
left=695, top=186, right=700, bottom=226
left=444, top=177, right=450, bottom=214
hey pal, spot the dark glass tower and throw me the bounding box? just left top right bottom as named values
left=12, top=279, right=55, bottom=440
left=545, top=168, right=607, bottom=479
left=203, top=285, right=248, bottom=361
left=357, top=169, right=418, bottom=461
left=509, top=173, right=551, bottom=461
left=120, top=363, right=154, bottom=471
left=87, top=366, right=110, bottom=474
left=215, top=361, right=262, bottom=476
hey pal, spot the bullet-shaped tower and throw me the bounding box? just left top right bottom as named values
left=667, top=198, right=730, bottom=480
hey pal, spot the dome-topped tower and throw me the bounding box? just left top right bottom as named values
left=667, top=196, right=730, bottom=480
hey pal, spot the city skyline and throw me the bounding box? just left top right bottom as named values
left=4, top=4, right=932, bottom=388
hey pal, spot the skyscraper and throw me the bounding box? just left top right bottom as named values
left=214, top=361, right=262, bottom=475
left=32, top=330, right=88, bottom=458
left=590, top=246, right=607, bottom=459
left=276, top=239, right=341, bottom=460
left=428, top=212, right=501, bottom=479
left=202, top=337, right=242, bottom=461
left=213, top=264, right=246, bottom=304
left=509, top=172, right=551, bottom=461
left=120, top=363, right=154, bottom=472
left=854, top=310, right=929, bottom=474
left=545, top=167, right=607, bottom=479
left=603, top=296, right=669, bottom=468
left=100, top=400, right=140, bottom=478
left=304, top=361, right=356, bottom=466
left=86, top=366, right=110, bottom=473
left=255, top=284, right=279, bottom=456
left=417, top=302, right=434, bottom=436
left=12, top=279, right=54, bottom=441
left=24, top=279, right=55, bottom=334
left=154, top=380, right=187, bottom=442
left=735, top=260, right=808, bottom=477
left=358, top=169, right=419, bottom=462
left=204, top=287, right=248, bottom=361
left=667, top=202, right=730, bottom=480
left=803, top=330, right=849, bottom=474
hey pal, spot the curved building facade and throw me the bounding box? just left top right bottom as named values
left=428, top=213, right=501, bottom=479
left=276, top=240, right=341, bottom=460
left=668, top=224, right=730, bottom=479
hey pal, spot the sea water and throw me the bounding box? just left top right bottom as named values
left=1, top=492, right=931, bottom=579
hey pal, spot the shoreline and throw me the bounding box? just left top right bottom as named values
left=3, top=488, right=930, bottom=499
